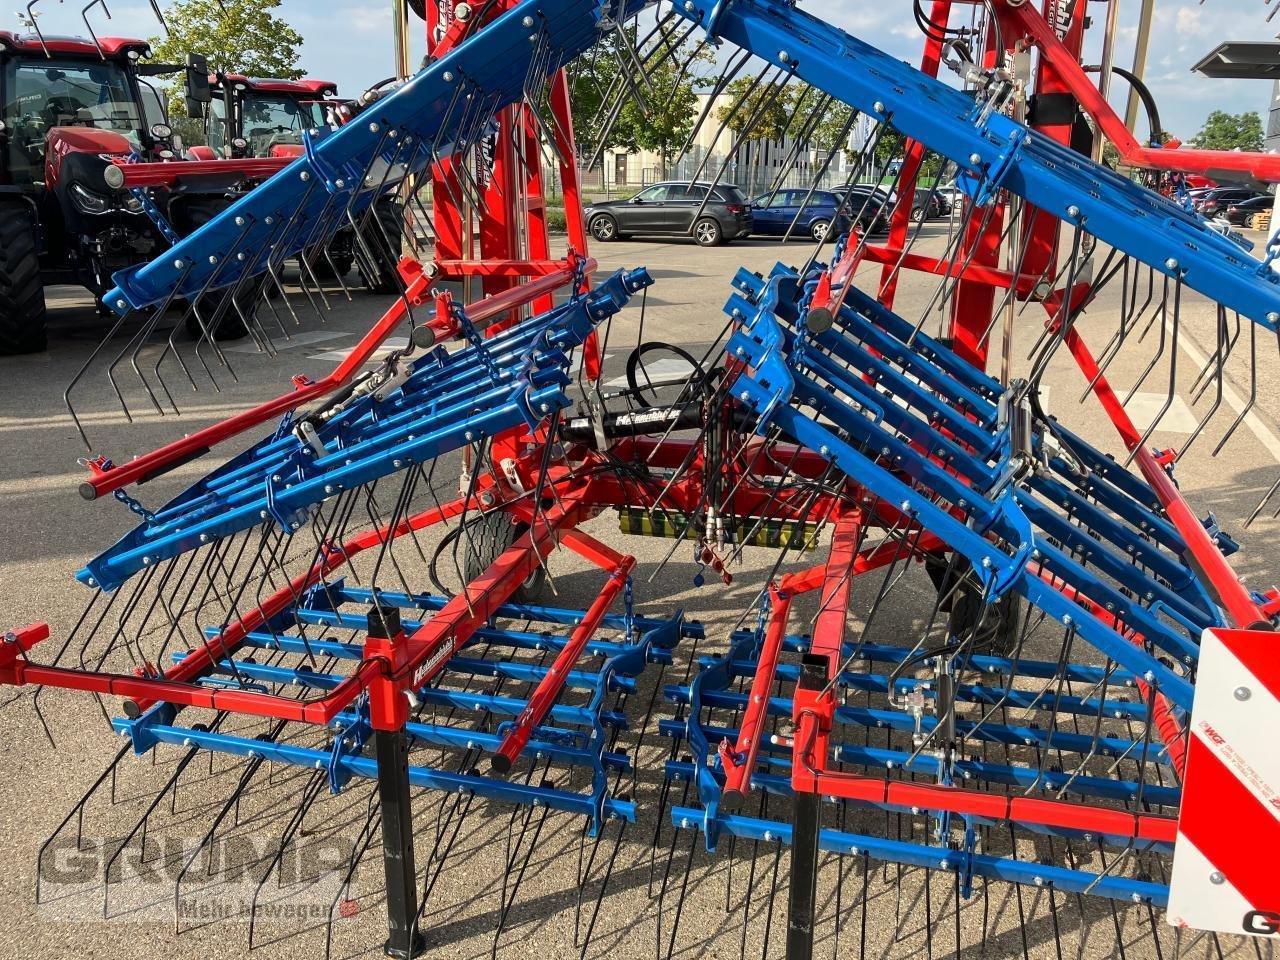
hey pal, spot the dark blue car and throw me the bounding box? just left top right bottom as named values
left=748, top=189, right=852, bottom=241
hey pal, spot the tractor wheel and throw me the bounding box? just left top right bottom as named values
left=181, top=198, right=258, bottom=342
left=924, top=555, right=1023, bottom=657
left=0, top=206, right=47, bottom=356
left=357, top=200, right=405, bottom=294
left=306, top=231, right=356, bottom=280
left=461, top=512, right=547, bottom=603
left=408, top=0, right=426, bottom=18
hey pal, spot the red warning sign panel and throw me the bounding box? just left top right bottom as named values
left=1168, top=628, right=1280, bottom=938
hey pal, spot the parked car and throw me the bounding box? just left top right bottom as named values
left=910, top=187, right=951, bottom=222
left=584, top=182, right=753, bottom=246
left=749, top=189, right=851, bottom=240
left=1224, top=194, right=1274, bottom=227
left=1195, top=187, right=1269, bottom=218
left=841, top=185, right=894, bottom=233
left=933, top=181, right=968, bottom=212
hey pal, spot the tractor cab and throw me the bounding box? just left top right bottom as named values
left=0, top=31, right=226, bottom=354
left=204, top=75, right=341, bottom=160
left=0, top=33, right=178, bottom=186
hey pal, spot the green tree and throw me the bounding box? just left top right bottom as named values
left=150, top=0, right=304, bottom=142
left=1191, top=110, right=1264, bottom=152
left=808, top=100, right=857, bottom=160
left=714, top=76, right=793, bottom=143
left=607, top=36, right=709, bottom=178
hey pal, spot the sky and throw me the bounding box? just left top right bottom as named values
left=14, top=0, right=1278, bottom=143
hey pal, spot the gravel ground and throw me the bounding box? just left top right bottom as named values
left=0, top=225, right=1277, bottom=960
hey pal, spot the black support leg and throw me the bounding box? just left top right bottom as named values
left=376, top=726, right=425, bottom=959
left=786, top=655, right=826, bottom=960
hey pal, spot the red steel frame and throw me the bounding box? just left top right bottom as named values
left=425, top=0, right=600, bottom=376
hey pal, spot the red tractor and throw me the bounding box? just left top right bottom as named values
left=191, top=74, right=343, bottom=161
left=0, top=30, right=299, bottom=354
left=188, top=72, right=402, bottom=292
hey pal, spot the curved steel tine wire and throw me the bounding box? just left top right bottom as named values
left=1080, top=259, right=1153, bottom=402
left=681, top=63, right=775, bottom=193
left=1188, top=304, right=1238, bottom=402
left=759, top=91, right=828, bottom=204
left=146, top=0, right=167, bottom=31
left=928, top=194, right=1022, bottom=342
left=978, top=201, right=1042, bottom=349
left=125, top=276, right=204, bottom=416
left=247, top=771, right=328, bottom=947
left=1027, top=245, right=1122, bottom=387
left=671, top=46, right=752, bottom=165
left=172, top=735, right=277, bottom=934
left=347, top=129, right=418, bottom=245
left=1212, top=320, right=1257, bottom=456
left=611, top=21, right=654, bottom=112
left=586, top=26, right=702, bottom=169
left=25, top=1, right=49, bottom=57
left=1124, top=279, right=1182, bottom=466
left=62, top=304, right=152, bottom=448
left=1120, top=276, right=1171, bottom=406
left=687, top=67, right=794, bottom=228
left=102, top=728, right=219, bottom=918
left=323, top=789, right=380, bottom=960
left=1178, top=304, right=1229, bottom=461
left=429, top=81, right=474, bottom=216
left=155, top=216, right=288, bottom=396
left=784, top=107, right=863, bottom=252
left=187, top=208, right=285, bottom=352
left=81, top=0, right=109, bottom=60
left=582, top=36, right=665, bottom=168
left=34, top=743, right=132, bottom=904
left=347, top=146, right=427, bottom=327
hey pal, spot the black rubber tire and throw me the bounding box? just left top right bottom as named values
left=925, top=555, right=1023, bottom=657
left=307, top=231, right=355, bottom=279
left=810, top=219, right=832, bottom=242
left=408, top=0, right=426, bottom=18
left=181, top=198, right=253, bottom=341
left=462, top=513, right=547, bottom=603
left=910, top=206, right=926, bottom=223
left=589, top=214, right=618, bottom=242
left=693, top=217, right=723, bottom=247
left=357, top=200, right=405, bottom=294
left=0, top=206, right=47, bottom=356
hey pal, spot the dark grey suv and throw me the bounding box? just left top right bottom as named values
left=585, top=182, right=753, bottom=246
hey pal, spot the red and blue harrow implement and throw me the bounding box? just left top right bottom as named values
left=3, top=0, right=1280, bottom=957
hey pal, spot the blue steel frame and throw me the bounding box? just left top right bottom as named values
left=102, top=0, right=648, bottom=314
left=82, top=268, right=652, bottom=592
left=726, top=264, right=1219, bottom=711
left=113, top=585, right=702, bottom=836
left=669, top=0, right=1280, bottom=332
left=661, top=628, right=1175, bottom=906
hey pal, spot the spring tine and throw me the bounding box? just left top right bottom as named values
left=1213, top=320, right=1258, bottom=456
left=23, top=1, right=49, bottom=57
left=1178, top=305, right=1229, bottom=460
left=102, top=733, right=211, bottom=918
left=674, top=47, right=752, bottom=165
left=247, top=770, right=327, bottom=946
left=1123, top=279, right=1182, bottom=465
left=172, top=736, right=276, bottom=933
left=35, top=743, right=131, bottom=903
left=783, top=108, right=860, bottom=248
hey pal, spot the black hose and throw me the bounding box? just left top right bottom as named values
left=1083, top=63, right=1165, bottom=146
